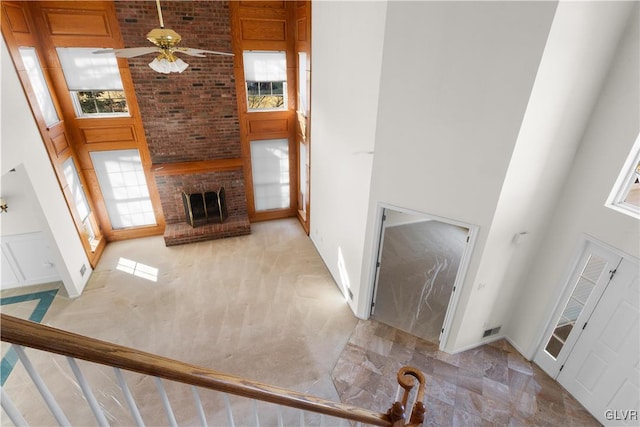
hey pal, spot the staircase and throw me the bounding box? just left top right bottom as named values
left=1, top=314, right=426, bottom=426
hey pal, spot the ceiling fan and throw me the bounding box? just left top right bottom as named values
left=95, top=0, right=233, bottom=74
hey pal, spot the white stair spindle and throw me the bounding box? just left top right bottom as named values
left=14, top=346, right=71, bottom=426
left=154, top=377, right=177, bottom=427
left=299, top=410, right=305, bottom=427
left=66, top=357, right=109, bottom=427
left=276, top=405, right=284, bottom=427
left=320, top=413, right=326, bottom=427
left=113, top=368, right=144, bottom=427
left=394, top=384, right=402, bottom=403
left=0, top=386, right=28, bottom=427
left=252, top=399, right=260, bottom=426
left=191, top=386, right=207, bottom=427
left=222, top=393, right=235, bottom=427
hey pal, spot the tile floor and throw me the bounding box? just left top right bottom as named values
left=332, top=320, right=600, bottom=426
left=1, top=219, right=600, bottom=426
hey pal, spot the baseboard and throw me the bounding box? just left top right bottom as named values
left=506, top=336, right=535, bottom=360
left=447, top=334, right=506, bottom=355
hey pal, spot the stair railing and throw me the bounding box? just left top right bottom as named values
left=0, top=314, right=426, bottom=426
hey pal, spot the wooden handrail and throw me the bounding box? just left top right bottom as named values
left=0, top=314, right=392, bottom=425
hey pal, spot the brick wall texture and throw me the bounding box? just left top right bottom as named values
left=115, top=0, right=240, bottom=164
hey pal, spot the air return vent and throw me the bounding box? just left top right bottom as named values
left=482, top=326, right=502, bottom=338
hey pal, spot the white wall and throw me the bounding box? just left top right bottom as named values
left=454, top=1, right=636, bottom=352
left=1, top=38, right=91, bottom=297
left=359, top=1, right=557, bottom=351
left=509, top=4, right=640, bottom=358
left=0, top=168, right=43, bottom=236
left=310, top=1, right=387, bottom=308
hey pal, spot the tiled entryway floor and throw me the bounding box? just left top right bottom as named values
left=332, top=320, right=601, bottom=426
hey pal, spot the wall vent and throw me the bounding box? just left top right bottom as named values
left=482, top=326, right=501, bottom=338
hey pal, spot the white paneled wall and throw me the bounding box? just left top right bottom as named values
left=1, top=232, right=61, bottom=290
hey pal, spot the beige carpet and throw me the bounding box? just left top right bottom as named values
left=1, top=218, right=358, bottom=426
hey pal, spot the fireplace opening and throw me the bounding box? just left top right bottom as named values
left=182, top=187, right=228, bottom=227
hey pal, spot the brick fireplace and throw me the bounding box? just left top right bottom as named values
left=115, top=1, right=250, bottom=245
left=154, top=169, right=250, bottom=246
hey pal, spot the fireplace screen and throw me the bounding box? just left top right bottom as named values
left=182, top=187, right=228, bottom=227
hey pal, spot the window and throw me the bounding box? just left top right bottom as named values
left=74, top=90, right=128, bottom=115
left=606, top=135, right=640, bottom=219
left=62, top=158, right=98, bottom=250
left=250, top=139, right=290, bottom=211
left=56, top=48, right=128, bottom=117
left=243, top=51, right=287, bottom=111
left=90, top=150, right=156, bottom=229
left=299, top=141, right=308, bottom=213
left=543, top=253, right=607, bottom=358
left=298, top=52, right=308, bottom=116
left=18, top=47, right=59, bottom=126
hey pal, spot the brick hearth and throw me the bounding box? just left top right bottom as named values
left=164, top=215, right=250, bottom=246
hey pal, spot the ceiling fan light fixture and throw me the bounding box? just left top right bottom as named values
left=149, top=56, right=188, bottom=74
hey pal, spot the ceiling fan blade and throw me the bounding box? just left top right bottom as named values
left=93, top=47, right=160, bottom=58
left=175, top=47, right=234, bottom=57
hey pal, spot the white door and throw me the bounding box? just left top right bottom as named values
left=558, top=256, right=639, bottom=426
left=535, top=241, right=623, bottom=376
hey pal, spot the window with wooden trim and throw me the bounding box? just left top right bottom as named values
left=18, top=47, right=59, bottom=126
left=56, top=48, right=129, bottom=117
left=243, top=51, right=287, bottom=111
left=250, top=139, right=290, bottom=211
left=90, top=150, right=156, bottom=229
left=62, top=158, right=99, bottom=251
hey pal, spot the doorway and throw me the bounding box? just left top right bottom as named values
left=371, top=206, right=471, bottom=344
left=535, top=239, right=639, bottom=425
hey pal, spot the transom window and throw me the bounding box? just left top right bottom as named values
left=606, top=135, right=640, bottom=219
left=243, top=51, right=287, bottom=111
left=56, top=47, right=129, bottom=118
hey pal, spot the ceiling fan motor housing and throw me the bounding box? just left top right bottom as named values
left=147, top=28, right=182, bottom=48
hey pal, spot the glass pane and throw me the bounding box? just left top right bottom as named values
left=298, top=52, right=308, bottom=115
left=18, top=47, right=59, bottom=126
left=582, top=254, right=607, bottom=282
left=572, top=278, right=595, bottom=304
left=246, top=81, right=259, bottom=96
left=299, top=142, right=307, bottom=213
left=561, top=298, right=583, bottom=323
left=545, top=335, right=564, bottom=358
left=259, top=82, right=271, bottom=93
left=271, top=81, right=283, bottom=95
left=62, top=158, right=90, bottom=222
left=250, top=139, right=290, bottom=211
left=90, top=150, right=156, bottom=229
